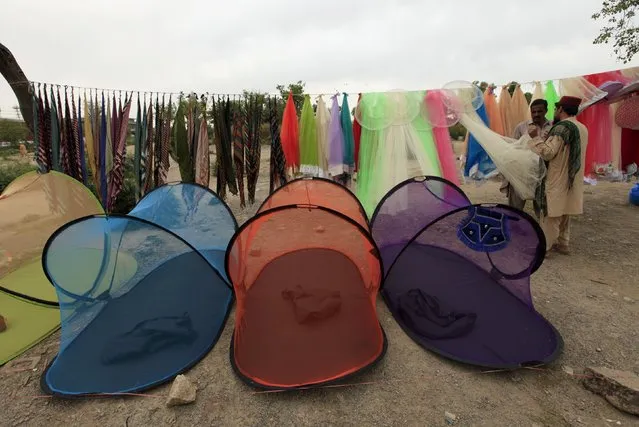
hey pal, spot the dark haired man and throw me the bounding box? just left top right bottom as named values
left=500, top=98, right=552, bottom=210
left=529, top=96, right=588, bottom=256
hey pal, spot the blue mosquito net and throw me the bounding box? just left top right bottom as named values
left=128, top=183, right=237, bottom=282
left=41, top=215, right=232, bottom=396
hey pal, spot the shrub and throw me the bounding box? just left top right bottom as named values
left=0, top=162, right=38, bottom=193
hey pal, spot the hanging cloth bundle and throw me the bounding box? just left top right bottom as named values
left=483, top=87, right=505, bottom=136
left=280, top=92, right=300, bottom=173
left=530, top=82, right=544, bottom=103
left=315, top=95, right=330, bottom=177
left=498, top=87, right=515, bottom=137
left=245, top=94, right=263, bottom=204
left=341, top=93, right=355, bottom=175
left=232, top=98, right=246, bottom=206
left=268, top=96, right=287, bottom=194
left=107, top=94, right=132, bottom=211
left=212, top=96, right=238, bottom=197
left=328, top=94, right=345, bottom=177
left=352, top=94, right=362, bottom=173
left=544, top=81, right=560, bottom=121
left=195, top=98, right=210, bottom=188
left=299, top=94, right=319, bottom=176
left=511, top=85, right=531, bottom=126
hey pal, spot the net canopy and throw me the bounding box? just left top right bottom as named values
left=41, top=215, right=232, bottom=396
left=0, top=171, right=103, bottom=365
left=375, top=199, right=561, bottom=368
left=226, top=205, right=385, bottom=389
left=371, top=176, right=471, bottom=277
left=128, top=182, right=237, bottom=282
left=258, top=177, right=369, bottom=230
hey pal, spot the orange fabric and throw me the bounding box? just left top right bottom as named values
left=258, top=178, right=368, bottom=230
left=484, top=88, right=505, bottom=136
left=227, top=206, right=383, bottom=388
left=499, top=87, right=515, bottom=137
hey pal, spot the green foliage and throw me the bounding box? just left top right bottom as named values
left=593, top=0, right=639, bottom=63
left=276, top=80, right=306, bottom=113
left=0, top=119, right=30, bottom=144
left=449, top=123, right=467, bottom=140
left=0, top=162, right=37, bottom=193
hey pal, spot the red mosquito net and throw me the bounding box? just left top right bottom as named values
left=258, top=177, right=369, bottom=230
left=225, top=205, right=384, bottom=389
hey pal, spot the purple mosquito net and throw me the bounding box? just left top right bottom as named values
left=371, top=177, right=471, bottom=276
left=371, top=177, right=562, bottom=369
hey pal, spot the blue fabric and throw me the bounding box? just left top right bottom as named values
left=129, top=183, right=237, bottom=282
left=42, top=215, right=232, bottom=395
left=463, top=104, right=496, bottom=178
left=340, top=93, right=355, bottom=168
left=457, top=206, right=510, bottom=252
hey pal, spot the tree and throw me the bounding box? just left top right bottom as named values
left=276, top=80, right=306, bottom=113
left=592, top=0, right=639, bottom=63
left=0, top=43, right=33, bottom=132
left=0, top=119, right=30, bottom=144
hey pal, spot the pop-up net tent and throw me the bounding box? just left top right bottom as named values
left=371, top=176, right=563, bottom=369
left=129, top=182, right=237, bottom=282
left=0, top=171, right=103, bottom=365
left=226, top=178, right=386, bottom=389
left=40, top=185, right=236, bottom=396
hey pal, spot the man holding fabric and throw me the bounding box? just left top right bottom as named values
left=500, top=99, right=552, bottom=210
left=528, top=96, right=588, bottom=255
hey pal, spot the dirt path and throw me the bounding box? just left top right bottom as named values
left=2, top=146, right=638, bottom=426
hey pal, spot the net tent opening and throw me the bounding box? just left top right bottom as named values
left=370, top=176, right=472, bottom=276
left=128, top=182, right=238, bottom=282
left=258, top=177, right=369, bottom=229
left=225, top=205, right=386, bottom=389
left=0, top=171, right=104, bottom=365
left=373, top=198, right=561, bottom=369
left=40, top=215, right=232, bottom=396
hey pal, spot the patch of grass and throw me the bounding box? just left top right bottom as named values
left=0, top=162, right=38, bottom=193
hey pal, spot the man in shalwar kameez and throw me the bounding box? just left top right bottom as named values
left=528, top=96, right=589, bottom=255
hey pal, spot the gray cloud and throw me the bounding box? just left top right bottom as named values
left=1, top=0, right=637, bottom=116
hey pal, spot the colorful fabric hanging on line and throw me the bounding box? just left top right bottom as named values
left=341, top=93, right=355, bottom=174
left=544, top=81, right=560, bottom=122
left=483, top=87, right=505, bottom=136
left=498, top=87, right=515, bottom=137
left=299, top=94, right=320, bottom=176
left=510, top=85, right=531, bottom=126
left=245, top=94, right=264, bottom=204
left=280, top=92, right=300, bottom=173
left=315, top=95, right=330, bottom=177
left=530, top=82, right=544, bottom=104
left=424, top=90, right=459, bottom=185
left=233, top=98, right=247, bottom=206
left=268, top=96, right=287, bottom=194
left=352, top=94, right=362, bottom=173
left=464, top=103, right=497, bottom=179
left=328, top=94, right=345, bottom=177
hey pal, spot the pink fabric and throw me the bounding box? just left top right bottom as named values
left=425, top=91, right=460, bottom=185
left=578, top=103, right=613, bottom=174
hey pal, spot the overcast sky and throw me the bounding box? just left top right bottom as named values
left=1, top=0, right=638, bottom=118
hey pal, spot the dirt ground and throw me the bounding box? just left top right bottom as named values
left=1, top=145, right=638, bottom=427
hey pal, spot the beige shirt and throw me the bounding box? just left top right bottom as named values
left=530, top=117, right=589, bottom=217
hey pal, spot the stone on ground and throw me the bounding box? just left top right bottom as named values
left=166, top=374, right=197, bottom=407
left=582, top=367, right=639, bottom=415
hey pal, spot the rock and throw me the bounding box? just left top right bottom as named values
left=596, top=348, right=602, bottom=352
left=444, top=411, right=457, bottom=425
left=563, top=366, right=574, bottom=376
left=582, top=367, right=639, bottom=415
left=166, top=375, right=197, bottom=407
left=623, top=296, right=633, bottom=303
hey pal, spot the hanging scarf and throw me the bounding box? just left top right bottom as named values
left=49, top=87, right=61, bottom=172
left=159, top=97, right=172, bottom=186
left=299, top=94, right=319, bottom=176
left=352, top=94, right=362, bottom=173
left=143, top=100, right=155, bottom=192
left=341, top=93, right=355, bottom=173
left=75, top=92, right=87, bottom=184
left=315, top=95, right=330, bottom=176
left=268, top=96, right=287, bottom=194
left=195, top=103, right=210, bottom=187
left=483, top=87, right=505, bottom=136
left=212, top=96, right=238, bottom=197
left=328, top=94, right=345, bottom=176
left=498, top=87, right=515, bottom=137
left=153, top=96, right=162, bottom=187
left=39, top=87, right=52, bottom=171
left=534, top=120, right=582, bottom=217
left=545, top=81, right=559, bottom=122
left=232, top=98, right=246, bottom=206
left=107, top=96, right=132, bottom=211
left=245, top=95, right=263, bottom=204
left=99, top=92, right=108, bottom=207
left=280, top=92, right=300, bottom=173
left=133, top=95, right=143, bottom=201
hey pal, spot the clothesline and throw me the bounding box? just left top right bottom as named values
left=1, top=63, right=633, bottom=103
